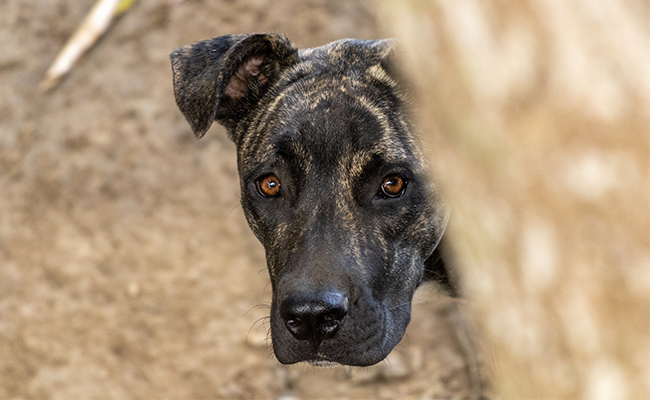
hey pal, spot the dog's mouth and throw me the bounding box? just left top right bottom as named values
left=306, top=356, right=338, bottom=367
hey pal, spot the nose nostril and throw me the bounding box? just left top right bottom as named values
left=319, top=312, right=345, bottom=336
left=285, top=316, right=310, bottom=340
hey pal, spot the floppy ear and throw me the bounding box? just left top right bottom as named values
left=170, top=33, right=299, bottom=139
left=368, top=39, right=413, bottom=96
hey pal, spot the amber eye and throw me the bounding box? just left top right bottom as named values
left=256, top=174, right=281, bottom=197
left=379, top=175, right=407, bottom=198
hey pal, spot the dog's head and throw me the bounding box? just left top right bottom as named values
left=171, top=33, right=449, bottom=366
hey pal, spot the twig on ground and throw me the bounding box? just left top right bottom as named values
left=40, top=0, right=136, bottom=92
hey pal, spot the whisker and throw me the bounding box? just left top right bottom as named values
left=382, top=356, right=392, bottom=373
left=265, top=269, right=280, bottom=281
left=241, top=302, right=271, bottom=318
left=344, top=365, right=361, bottom=380
left=262, top=280, right=274, bottom=299
left=227, top=203, right=242, bottom=217
left=396, top=331, right=411, bottom=348
left=245, top=315, right=271, bottom=348
left=388, top=301, right=411, bottom=311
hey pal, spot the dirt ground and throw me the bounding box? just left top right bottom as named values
left=0, top=1, right=476, bottom=398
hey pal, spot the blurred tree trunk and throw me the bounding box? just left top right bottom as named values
left=378, top=1, right=650, bottom=398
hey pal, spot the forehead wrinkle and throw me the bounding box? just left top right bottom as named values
left=336, top=92, right=412, bottom=173
left=242, top=84, right=318, bottom=168
left=275, top=132, right=313, bottom=176
left=339, top=90, right=401, bottom=156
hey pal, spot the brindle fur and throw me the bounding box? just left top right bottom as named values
left=171, top=33, right=456, bottom=366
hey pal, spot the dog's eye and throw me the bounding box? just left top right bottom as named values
left=379, top=175, right=407, bottom=198
left=256, top=174, right=281, bottom=197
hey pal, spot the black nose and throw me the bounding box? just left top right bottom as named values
left=279, top=291, right=349, bottom=345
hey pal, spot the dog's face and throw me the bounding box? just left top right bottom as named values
left=171, top=34, right=449, bottom=366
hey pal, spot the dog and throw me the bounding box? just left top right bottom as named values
left=170, top=33, right=456, bottom=367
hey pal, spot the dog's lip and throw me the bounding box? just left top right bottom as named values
left=308, top=359, right=338, bottom=367
left=307, top=354, right=339, bottom=367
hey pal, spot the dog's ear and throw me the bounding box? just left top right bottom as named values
left=369, top=38, right=395, bottom=61
left=367, top=39, right=412, bottom=94
left=170, top=33, right=299, bottom=139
